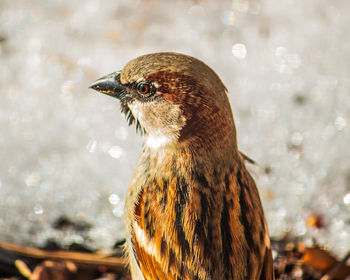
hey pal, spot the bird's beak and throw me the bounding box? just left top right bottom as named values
left=89, top=71, right=124, bottom=99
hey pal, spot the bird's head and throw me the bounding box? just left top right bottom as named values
left=90, top=52, right=237, bottom=151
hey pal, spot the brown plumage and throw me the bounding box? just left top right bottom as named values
left=90, top=52, right=274, bottom=280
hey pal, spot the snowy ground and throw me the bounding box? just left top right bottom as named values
left=0, top=0, right=349, bottom=256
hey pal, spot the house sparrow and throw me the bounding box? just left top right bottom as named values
left=90, top=52, right=274, bottom=280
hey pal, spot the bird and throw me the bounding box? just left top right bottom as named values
left=90, top=52, right=274, bottom=280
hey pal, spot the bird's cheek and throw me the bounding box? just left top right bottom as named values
left=128, top=101, right=144, bottom=123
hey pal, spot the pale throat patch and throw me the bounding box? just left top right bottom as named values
left=128, top=101, right=145, bottom=123
left=145, top=133, right=173, bottom=149
left=128, top=100, right=186, bottom=150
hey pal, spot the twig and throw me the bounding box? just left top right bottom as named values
left=0, top=242, right=126, bottom=271
left=321, top=250, right=350, bottom=280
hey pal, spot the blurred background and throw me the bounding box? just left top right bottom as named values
left=0, top=0, right=349, bottom=257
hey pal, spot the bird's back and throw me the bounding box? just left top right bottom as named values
left=125, top=147, right=273, bottom=280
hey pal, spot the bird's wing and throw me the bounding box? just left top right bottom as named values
left=132, top=183, right=175, bottom=280
left=130, top=176, right=216, bottom=280
left=260, top=247, right=275, bottom=280
left=131, top=167, right=274, bottom=280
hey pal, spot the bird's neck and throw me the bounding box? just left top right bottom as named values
left=143, top=134, right=239, bottom=183
left=143, top=103, right=239, bottom=177
left=178, top=93, right=238, bottom=162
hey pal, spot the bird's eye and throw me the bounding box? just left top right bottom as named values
left=137, top=82, right=151, bottom=95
